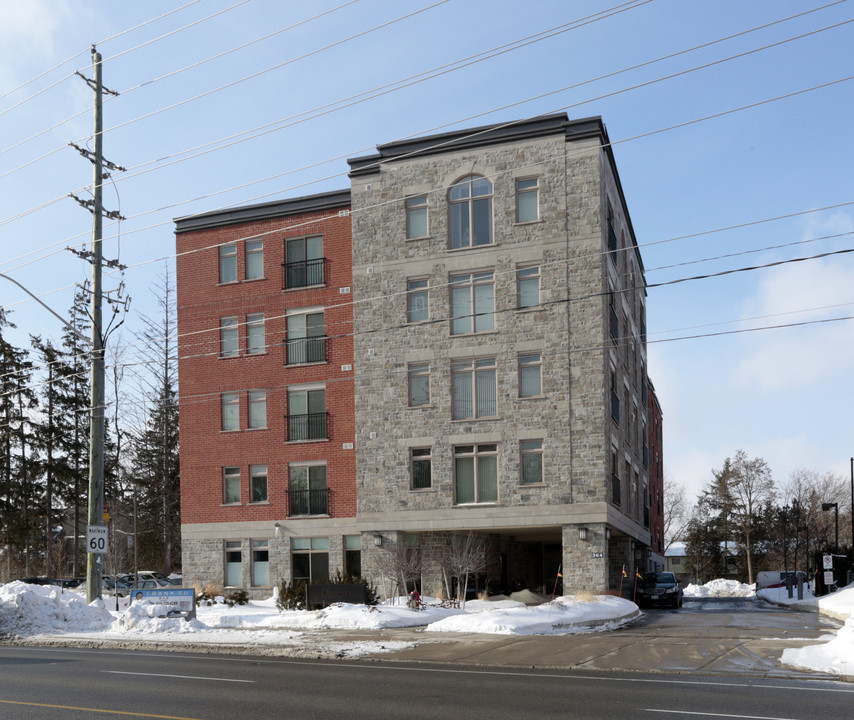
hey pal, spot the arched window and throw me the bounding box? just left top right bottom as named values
left=449, top=175, right=493, bottom=248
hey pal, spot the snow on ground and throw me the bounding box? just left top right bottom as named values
left=5, top=578, right=854, bottom=676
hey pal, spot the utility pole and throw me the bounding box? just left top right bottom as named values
left=71, top=47, right=125, bottom=603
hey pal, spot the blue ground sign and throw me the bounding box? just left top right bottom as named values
left=132, top=587, right=196, bottom=619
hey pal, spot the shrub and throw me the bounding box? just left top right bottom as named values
left=275, top=572, right=379, bottom=611
left=195, top=583, right=222, bottom=606
left=223, top=587, right=249, bottom=607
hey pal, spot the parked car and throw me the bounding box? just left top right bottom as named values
left=118, top=572, right=175, bottom=587
left=76, top=576, right=132, bottom=597
left=134, top=578, right=177, bottom=590
left=636, top=571, right=683, bottom=608
left=19, top=576, right=61, bottom=587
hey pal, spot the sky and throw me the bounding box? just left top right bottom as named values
left=0, top=0, right=852, bottom=504
left=2, top=578, right=854, bottom=677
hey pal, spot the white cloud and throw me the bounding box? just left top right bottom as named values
left=0, top=0, right=77, bottom=85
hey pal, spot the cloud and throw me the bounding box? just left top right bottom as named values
left=0, top=1, right=77, bottom=85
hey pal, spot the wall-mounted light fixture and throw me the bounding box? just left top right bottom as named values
left=605, top=528, right=611, bottom=540
left=373, top=534, right=383, bottom=547
left=578, top=527, right=589, bottom=541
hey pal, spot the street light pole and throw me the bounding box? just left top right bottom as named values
left=822, top=502, right=839, bottom=553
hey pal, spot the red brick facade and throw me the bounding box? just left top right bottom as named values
left=176, top=192, right=355, bottom=528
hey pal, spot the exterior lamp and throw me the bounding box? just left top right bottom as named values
left=822, top=503, right=839, bottom=552
left=578, top=527, right=589, bottom=541
left=373, top=534, right=383, bottom=547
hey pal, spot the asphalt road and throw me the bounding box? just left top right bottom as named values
left=1, top=643, right=853, bottom=720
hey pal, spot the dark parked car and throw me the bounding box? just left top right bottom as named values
left=636, top=571, right=683, bottom=608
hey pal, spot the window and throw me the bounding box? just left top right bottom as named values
left=344, top=535, right=361, bottom=578
left=516, top=177, right=539, bottom=223
left=251, top=540, right=269, bottom=586
left=225, top=541, right=242, bottom=586
left=289, top=464, right=328, bottom=515
left=287, top=388, right=326, bottom=441
left=246, top=313, right=265, bottom=355
left=250, top=464, right=268, bottom=503
left=411, top=447, right=432, bottom=490
left=450, top=271, right=494, bottom=334
left=220, top=316, right=238, bottom=357
left=519, top=353, right=542, bottom=397
left=610, top=371, right=620, bottom=424
left=611, top=450, right=621, bottom=506
left=221, top=392, right=239, bottom=431
left=223, top=467, right=241, bottom=504
left=248, top=390, right=266, bottom=429
left=245, top=239, right=264, bottom=280
left=407, top=278, right=429, bottom=323
left=452, top=357, right=496, bottom=419
left=449, top=175, right=493, bottom=248
left=405, top=195, right=428, bottom=238
left=520, top=440, right=543, bottom=484
left=287, top=310, right=325, bottom=364
left=219, top=244, right=237, bottom=283
left=517, top=265, right=540, bottom=308
left=285, top=235, right=324, bottom=288
left=408, top=363, right=430, bottom=407
left=454, top=444, right=498, bottom=504
left=292, top=537, right=329, bottom=583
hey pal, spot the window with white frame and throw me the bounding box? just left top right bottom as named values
left=407, top=278, right=428, bottom=323
left=517, top=265, right=540, bottom=308
left=410, top=447, right=432, bottom=490
left=515, top=177, right=539, bottom=223
left=246, top=313, right=265, bottom=355
left=220, top=316, right=239, bottom=357
left=454, top=444, right=498, bottom=504
left=291, top=537, right=329, bottom=582
left=245, top=239, right=264, bottom=280
left=405, top=195, right=428, bottom=238
left=520, top=440, right=543, bottom=484
left=223, top=467, right=240, bottom=504
left=287, top=387, right=326, bottom=441
left=450, top=271, right=494, bottom=334
left=449, top=175, right=492, bottom=248
left=285, top=235, right=324, bottom=288
left=452, top=357, right=496, bottom=419
left=287, top=310, right=325, bottom=364
left=248, top=390, right=266, bottom=429
left=344, top=535, right=361, bottom=578
left=250, top=464, right=268, bottom=503
left=408, top=363, right=430, bottom=407
left=251, top=539, right=269, bottom=586
left=219, top=244, right=237, bottom=283
left=519, top=353, right=542, bottom=397
left=288, top=463, right=328, bottom=516
left=224, top=540, right=242, bottom=585
left=221, top=392, right=239, bottom=431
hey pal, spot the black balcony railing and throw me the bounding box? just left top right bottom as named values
left=286, top=412, right=328, bottom=441
left=283, top=257, right=325, bottom=289
left=611, top=473, right=621, bottom=506
left=285, top=336, right=327, bottom=365
left=287, top=488, right=329, bottom=516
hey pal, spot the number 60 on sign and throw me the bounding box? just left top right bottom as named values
left=87, top=525, right=108, bottom=553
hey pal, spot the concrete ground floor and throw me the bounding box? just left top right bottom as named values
left=181, top=502, right=651, bottom=600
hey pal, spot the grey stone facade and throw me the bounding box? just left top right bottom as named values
left=348, top=114, right=651, bottom=596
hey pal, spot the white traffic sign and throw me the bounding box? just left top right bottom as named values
left=87, top=525, right=108, bottom=554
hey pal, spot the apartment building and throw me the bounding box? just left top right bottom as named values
left=348, top=114, right=652, bottom=594
left=175, top=190, right=360, bottom=594
left=175, top=113, right=659, bottom=598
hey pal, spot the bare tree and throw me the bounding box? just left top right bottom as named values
left=727, top=450, right=775, bottom=585
left=373, top=537, right=421, bottom=603
left=663, top=476, right=692, bottom=553
left=442, top=533, right=488, bottom=609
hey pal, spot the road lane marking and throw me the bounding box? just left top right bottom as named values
left=647, top=710, right=800, bottom=720
left=0, top=699, right=202, bottom=719
left=105, top=670, right=254, bottom=682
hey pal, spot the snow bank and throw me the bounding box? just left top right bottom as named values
left=0, top=581, right=113, bottom=636
left=683, top=579, right=755, bottom=598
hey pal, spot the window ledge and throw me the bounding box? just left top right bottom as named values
left=242, top=277, right=266, bottom=283
left=449, top=329, right=499, bottom=339
left=453, top=502, right=500, bottom=508
left=217, top=281, right=239, bottom=287
left=246, top=427, right=268, bottom=432
left=285, top=361, right=328, bottom=368
left=451, top=416, right=501, bottom=423
left=219, top=354, right=240, bottom=360
left=513, top=219, right=542, bottom=226
left=283, top=284, right=325, bottom=293
left=286, top=438, right=330, bottom=444
left=248, top=501, right=271, bottom=506
left=406, top=235, right=432, bottom=241
left=516, top=305, right=543, bottom=313
left=519, top=482, right=546, bottom=488
left=287, top=514, right=330, bottom=519
left=221, top=502, right=242, bottom=507
left=519, top=394, right=545, bottom=400
left=408, top=404, right=434, bottom=410
left=220, top=429, right=241, bottom=434
left=246, top=351, right=268, bottom=358
left=446, top=243, right=497, bottom=252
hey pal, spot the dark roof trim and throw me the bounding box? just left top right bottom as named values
left=347, top=113, right=572, bottom=178
left=174, top=189, right=351, bottom=233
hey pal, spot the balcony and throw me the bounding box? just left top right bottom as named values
left=286, top=412, right=328, bottom=441
left=283, top=257, right=325, bottom=290
left=287, top=488, right=329, bottom=516
left=285, top=336, right=327, bottom=365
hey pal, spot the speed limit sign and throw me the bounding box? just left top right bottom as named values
left=87, top=525, right=108, bottom=554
